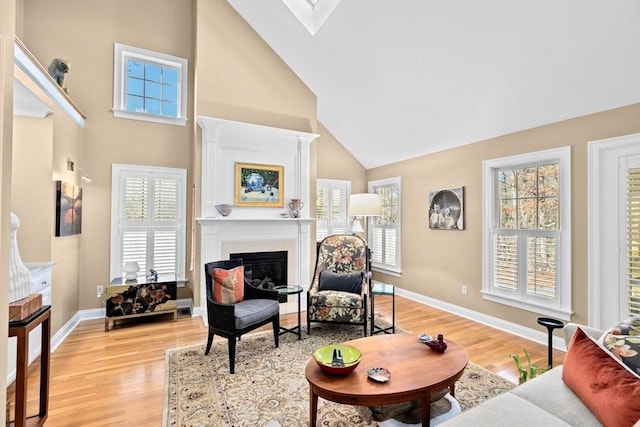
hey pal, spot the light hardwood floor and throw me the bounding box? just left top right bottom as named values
left=7, top=295, right=565, bottom=426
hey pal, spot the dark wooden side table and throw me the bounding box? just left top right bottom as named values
left=8, top=305, right=51, bottom=427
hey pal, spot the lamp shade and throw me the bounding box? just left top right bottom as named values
left=349, top=193, right=382, bottom=217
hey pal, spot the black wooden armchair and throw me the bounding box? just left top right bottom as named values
left=204, top=259, right=280, bottom=373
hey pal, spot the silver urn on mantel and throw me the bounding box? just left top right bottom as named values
left=288, top=198, right=304, bottom=218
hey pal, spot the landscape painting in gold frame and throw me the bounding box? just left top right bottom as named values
left=235, top=162, right=284, bottom=207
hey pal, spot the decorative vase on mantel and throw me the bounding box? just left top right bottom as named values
left=9, top=212, right=32, bottom=303
left=288, top=198, right=304, bottom=218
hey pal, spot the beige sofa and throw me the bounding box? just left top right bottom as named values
left=440, top=323, right=605, bottom=427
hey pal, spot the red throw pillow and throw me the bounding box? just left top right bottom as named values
left=562, top=327, right=640, bottom=427
left=212, top=266, right=244, bottom=304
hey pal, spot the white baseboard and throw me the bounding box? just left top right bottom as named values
left=394, top=288, right=568, bottom=352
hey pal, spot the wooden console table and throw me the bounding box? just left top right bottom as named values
left=8, top=305, right=51, bottom=427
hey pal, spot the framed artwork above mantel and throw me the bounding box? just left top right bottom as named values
left=234, top=162, right=284, bottom=207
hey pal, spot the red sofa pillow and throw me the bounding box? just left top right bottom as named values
left=562, top=327, right=640, bottom=427
left=212, top=266, right=244, bottom=304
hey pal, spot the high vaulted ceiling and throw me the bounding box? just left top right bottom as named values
left=227, top=0, right=640, bottom=169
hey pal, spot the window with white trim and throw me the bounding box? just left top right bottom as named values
left=482, top=147, right=571, bottom=320
left=369, top=177, right=401, bottom=275
left=110, top=164, right=187, bottom=280
left=316, top=179, right=351, bottom=241
left=113, top=43, right=188, bottom=126
left=626, top=166, right=640, bottom=316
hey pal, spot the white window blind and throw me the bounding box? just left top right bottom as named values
left=369, top=177, right=401, bottom=274
left=627, top=167, right=640, bottom=316
left=111, top=165, right=186, bottom=280
left=483, top=147, right=571, bottom=320
left=316, top=179, right=350, bottom=241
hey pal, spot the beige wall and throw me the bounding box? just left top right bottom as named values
left=369, top=103, right=640, bottom=330
left=20, top=0, right=194, bottom=324
left=316, top=122, right=367, bottom=193
left=1, top=1, right=16, bottom=421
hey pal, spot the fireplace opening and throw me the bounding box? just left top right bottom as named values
left=230, top=250, right=288, bottom=303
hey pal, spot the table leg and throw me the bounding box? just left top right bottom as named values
left=420, top=394, right=430, bottom=427
left=39, top=315, right=51, bottom=417
left=297, top=292, right=301, bottom=340
left=309, top=386, right=318, bottom=426
left=15, top=328, right=28, bottom=427
left=391, top=288, right=395, bottom=333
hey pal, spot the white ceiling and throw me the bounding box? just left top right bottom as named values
left=227, top=0, right=640, bottom=169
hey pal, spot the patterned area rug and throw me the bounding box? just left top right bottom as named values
left=163, top=324, right=515, bottom=426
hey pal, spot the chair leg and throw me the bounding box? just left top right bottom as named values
left=228, top=337, right=237, bottom=374
left=307, top=310, right=311, bottom=335
left=272, top=316, right=280, bottom=348
left=205, top=332, right=214, bottom=355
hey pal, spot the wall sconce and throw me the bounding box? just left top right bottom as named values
left=67, top=159, right=92, bottom=183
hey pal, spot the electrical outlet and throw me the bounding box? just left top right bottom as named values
left=461, top=285, right=468, bottom=295
left=97, top=285, right=104, bottom=296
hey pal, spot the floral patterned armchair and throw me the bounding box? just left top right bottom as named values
left=307, top=234, right=369, bottom=336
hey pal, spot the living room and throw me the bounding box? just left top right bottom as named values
left=1, top=0, right=639, bottom=426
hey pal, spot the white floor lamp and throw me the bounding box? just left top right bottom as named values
left=349, top=193, right=382, bottom=285
left=349, top=193, right=382, bottom=241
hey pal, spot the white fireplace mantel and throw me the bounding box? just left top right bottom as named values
left=197, top=116, right=319, bottom=219
left=197, top=116, right=319, bottom=320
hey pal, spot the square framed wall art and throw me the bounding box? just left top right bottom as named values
left=428, top=186, right=464, bottom=230
left=235, top=162, right=284, bottom=207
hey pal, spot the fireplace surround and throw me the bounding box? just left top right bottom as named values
left=231, top=250, right=288, bottom=302
left=196, top=116, right=319, bottom=317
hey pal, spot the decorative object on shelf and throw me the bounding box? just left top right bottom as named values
left=123, top=261, right=140, bottom=281
left=8, top=213, right=32, bottom=303
left=428, top=186, right=464, bottom=230
left=55, top=181, right=83, bottom=236
left=215, top=203, right=234, bottom=217
left=424, top=333, right=448, bottom=353
left=367, top=367, right=391, bottom=382
left=148, top=269, right=159, bottom=282
left=278, top=212, right=289, bottom=218
left=47, top=58, right=70, bottom=93
left=288, top=198, right=304, bottom=218
left=313, top=344, right=362, bottom=375
left=235, top=162, right=284, bottom=207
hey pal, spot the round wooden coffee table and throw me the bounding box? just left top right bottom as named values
left=305, top=334, right=468, bottom=427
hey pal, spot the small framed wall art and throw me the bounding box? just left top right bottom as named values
left=235, top=162, right=284, bottom=207
left=428, top=186, right=464, bottom=230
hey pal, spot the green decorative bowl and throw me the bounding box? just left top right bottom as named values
left=313, top=344, right=362, bottom=375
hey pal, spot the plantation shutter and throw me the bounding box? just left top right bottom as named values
left=114, top=166, right=185, bottom=279
left=369, top=179, right=400, bottom=270
left=493, top=234, right=518, bottom=291
left=316, top=179, right=350, bottom=241
left=627, top=167, right=640, bottom=316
